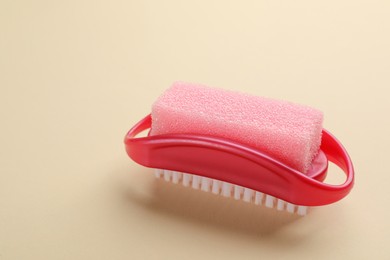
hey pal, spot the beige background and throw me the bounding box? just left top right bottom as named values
left=1, top=0, right=389, bottom=259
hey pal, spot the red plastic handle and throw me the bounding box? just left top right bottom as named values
left=124, top=115, right=354, bottom=206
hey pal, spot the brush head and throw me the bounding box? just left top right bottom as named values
left=151, top=82, right=323, bottom=173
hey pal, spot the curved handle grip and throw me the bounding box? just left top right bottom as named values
left=124, top=115, right=354, bottom=206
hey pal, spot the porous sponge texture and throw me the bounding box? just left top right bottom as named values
left=151, top=82, right=323, bottom=173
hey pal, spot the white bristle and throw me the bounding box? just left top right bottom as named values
left=154, top=169, right=163, bottom=178
left=172, top=171, right=181, bottom=184
left=211, top=179, right=221, bottom=194
left=234, top=185, right=243, bottom=200
left=201, top=177, right=211, bottom=192
left=182, top=173, right=192, bottom=187
left=154, top=169, right=310, bottom=215
left=286, top=202, right=295, bottom=213
left=297, top=206, right=308, bottom=216
left=163, top=170, right=172, bottom=182
left=222, top=182, right=232, bottom=197
left=276, top=199, right=285, bottom=211
left=192, top=175, right=201, bottom=189
left=255, top=192, right=264, bottom=205
left=243, top=188, right=254, bottom=202
left=265, top=195, right=275, bottom=208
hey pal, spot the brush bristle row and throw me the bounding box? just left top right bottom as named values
left=154, top=169, right=308, bottom=216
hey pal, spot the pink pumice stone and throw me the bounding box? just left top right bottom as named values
left=151, top=82, right=323, bottom=173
